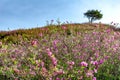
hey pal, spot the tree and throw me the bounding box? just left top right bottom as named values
left=84, top=10, right=103, bottom=23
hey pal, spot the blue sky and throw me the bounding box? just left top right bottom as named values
left=0, top=0, right=120, bottom=31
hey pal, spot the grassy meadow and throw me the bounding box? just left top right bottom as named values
left=0, top=22, right=120, bottom=80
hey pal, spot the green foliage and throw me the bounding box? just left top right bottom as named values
left=66, top=29, right=72, bottom=35
left=84, top=9, right=103, bottom=23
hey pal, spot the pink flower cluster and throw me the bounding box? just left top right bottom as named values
left=31, top=40, right=38, bottom=46
left=39, top=33, right=43, bottom=37
left=46, top=48, right=52, bottom=56
left=46, top=48, right=57, bottom=66
left=80, top=61, right=88, bottom=67
left=67, top=61, right=75, bottom=69
left=54, top=69, right=64, bottom=76
left=62, top=26, right=67, bottom=30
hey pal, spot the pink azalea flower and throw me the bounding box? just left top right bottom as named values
left=80, top=61, right=88, bottom=67
left=56, top=77, right=60, bottom=80
left=40, top=61, right=44, bottom=67
left=67, top=61, right=75, bottom=66
left=86, top=70, right=94, bottom=77
left=53, top=40, right=58, bottom=45
left=14, top=68, right=20, bottom=74
left=67, top=61, right=75, bottom=69
left=48, top=51, right=52, bottom=56
left=46, top=48, right=52, bottom=56
left=31, top=40, right=38, bottom=46
left=99, top=59, right=104, bottom=64
left=93, top=77, right=97, bottom=80
left=30, top=71, right=36, bottom=75
left=94, top=68, right=97, bottom=73
left=41, top=67, right=48, bottom=74
left=62, top=26, right=67, bottom=30
left=51, top=57, right=57, bottom=66
left=54, top=69, right=64, bottom=76
left=39, top=33, right=43, bottom=37
left=0, top=42, right=2, bottom=45
left=91, top=61, right=98, bottom=66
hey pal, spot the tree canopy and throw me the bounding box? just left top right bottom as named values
left=84, top=10, right=103, bottom=23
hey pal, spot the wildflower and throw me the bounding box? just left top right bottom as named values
left=92, top=48, right=95, bottom=51
left=94, top=68, right=97, bottom=73
left=80, top=61, right=88, bottom=67
left=53, top=40, right=58, bottom=51
left=80, top=76, right=83, bottom=80
left=57, top=69, right=64, bottom=74
left=86, top=70, right=93, bottom=77
left=41, top=67, right=48, bottom=76
left=49, top=78, right=52, bottom=80
left=62, top=26, right=67, bottom=30
left=93, top=77, right=97, bottom=80
left=14, top=78, right=19, bottom=80
left=35, top=60, right=39, bottom=64
left=17, top=63, right=21, bottom=68
left=31, top=40, right=38, bottom=46
left=95, top=53, right=99, bottom=58
left=53, top=40, right=58, bottom=45
left=99, top=59, right=104, bottom=64
left=30, top=71, right=36, bottom=75
left=41, top=61, right=45, bottom=67
left=91, top=61, right=98, bottom=66
left=46, top=48, right=50, bottom=51
left=39, top=33, right=43, bottom=37
left=95, top=24, right=99, bottom=27
left=67, top=61, right=75, bottom=66
left=42, top=67, right=47, bottom=72
left=92, top=32, right=97, bottom=35
left=46, top=48, right=52, bottom=56
left=0, top=42, right=2, bottom=45
left=50, top=20, right=54, bottom=25
left=56, top=77, right=60, bottom=80
left=106, top=29, right=111, bottom=33
left=36, top=61, right=44, bottom=67
left=54, top=69, right=64, bottom=76
left=48, top=51, right=52, bottom=56
left=51, top=57, right=57, bottom=66
left=67, top=61, right=75, bottom=69
left=14, top=68, right=20, bottom=74
left=95, top=40, right=99, bottom=43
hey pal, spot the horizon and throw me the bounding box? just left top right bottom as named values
left=0, top=0, right=120, bottom=31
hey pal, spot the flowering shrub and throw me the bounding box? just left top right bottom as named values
left=0, top=23, right=120, bottom=80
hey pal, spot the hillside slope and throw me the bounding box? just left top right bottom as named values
left=0, top=23, right=113, bottom=43
left=0, top=23, right=120, bottom=80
